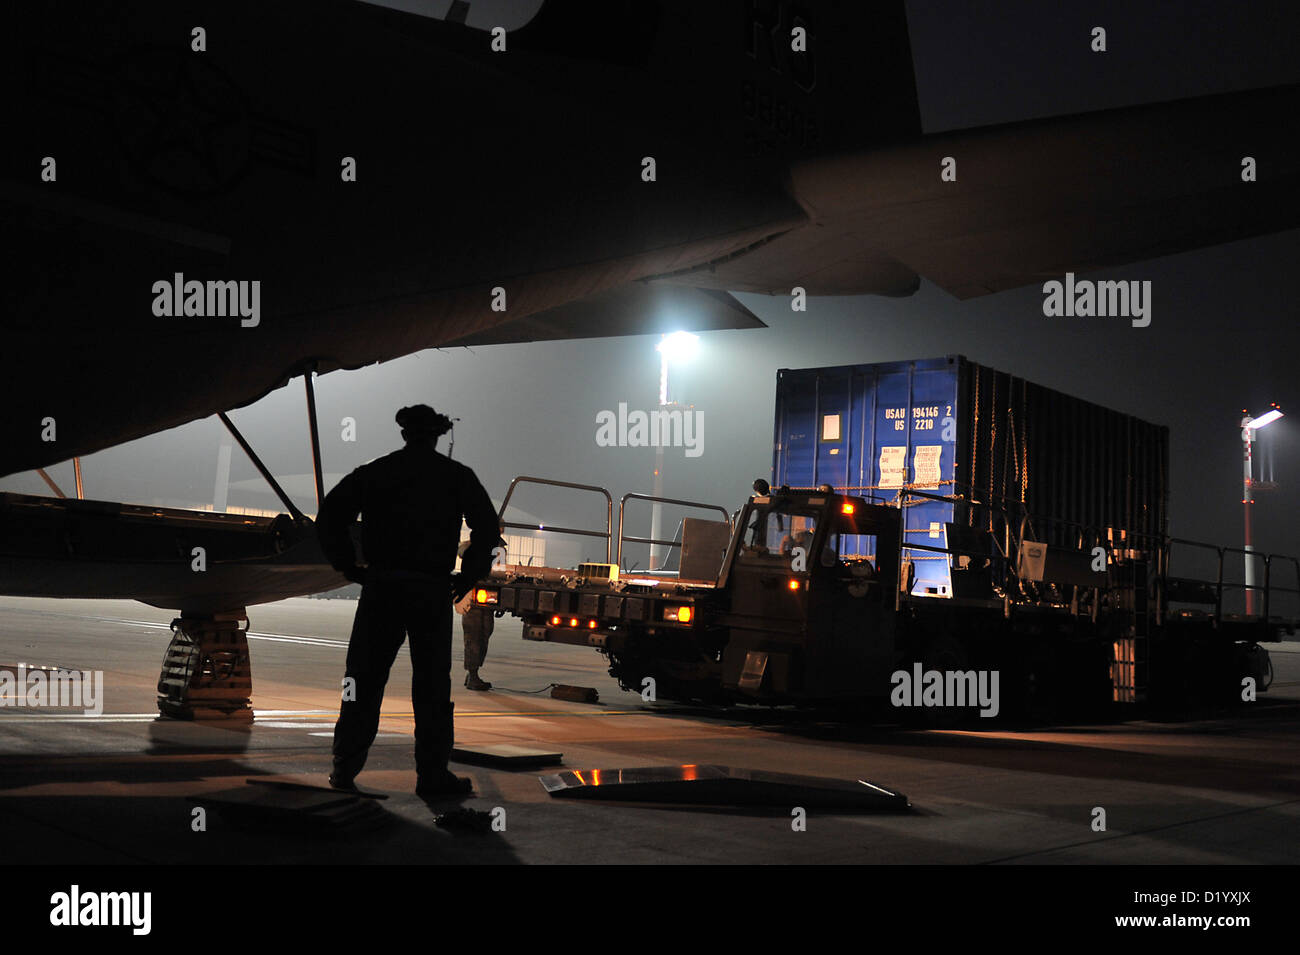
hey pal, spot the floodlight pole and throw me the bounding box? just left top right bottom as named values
left=649, top=348, right=669, bottom=571
left=647, top=332, right=699, bottom=571
left=1242, top=414, right=1257, bottom=616
left=1240, top=405, right=1283, bottom=616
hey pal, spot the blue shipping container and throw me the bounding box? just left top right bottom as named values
left=771, top=356, right=1169, bottom=598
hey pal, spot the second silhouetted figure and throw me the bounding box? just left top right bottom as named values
left=316, top=404, right=500, bottom=798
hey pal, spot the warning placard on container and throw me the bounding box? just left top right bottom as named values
left=913, top=445, right=943, bottom=488
left=879, top=446, right=906, bottom=488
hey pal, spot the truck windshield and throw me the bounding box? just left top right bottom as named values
left=739, top=506, right=821, bottom=560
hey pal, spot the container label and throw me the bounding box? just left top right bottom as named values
left=879, top=446, right=906, bottom=488
left=913, top=445, right=943, bottom=487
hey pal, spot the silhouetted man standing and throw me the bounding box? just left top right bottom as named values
left=456, top=530, right=502, bottom=691
left=459, top=595, right=496, bottom=691
left=316, top=405, right=500, bottom=798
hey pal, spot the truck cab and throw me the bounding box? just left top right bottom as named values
left=714, top=487, right=901, bottom=702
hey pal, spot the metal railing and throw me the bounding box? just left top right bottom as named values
left=494, top=477, right=733, bottom=572
left=1166, top=538, right=1300, bottom=624
left=889, top=489, right=1299, bottom=628
left=496, top=476, right=613, bottom=564
left=616, top=492, right=732, bottom=569
left=889, top=488, right=1171, bottom=619
left=497, top=476, right=1300, bottom=626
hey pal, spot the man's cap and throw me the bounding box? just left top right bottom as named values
left=396, top=404, right=453, bottom=437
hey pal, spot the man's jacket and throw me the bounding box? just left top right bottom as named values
left=316, top=445, right=501, bottom=583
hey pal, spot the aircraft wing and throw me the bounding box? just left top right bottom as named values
left=660, top=85, right=1296, bottom=299
left=0, top=491, right=345, bottom=611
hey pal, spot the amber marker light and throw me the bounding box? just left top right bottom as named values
left=550, top=615, right=560, bottom=626
left=841, top=502, right=855, bottom=515
left=788, top=579, right=801, bottom=591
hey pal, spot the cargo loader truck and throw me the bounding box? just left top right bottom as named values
left=469, top=357, right=1293, bottom=716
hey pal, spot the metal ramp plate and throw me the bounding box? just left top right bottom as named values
left=197, top=781, right=391, bottom=834
left=451, top=744, right=563, bottom=768
left=539, top=764, right=909, bottom=812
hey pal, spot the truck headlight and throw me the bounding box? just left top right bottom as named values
left=664, top=605, right=693, bottom=624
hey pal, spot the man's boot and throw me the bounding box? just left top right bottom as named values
left=465, top=669, right=492, bottom=691
left=415, top=700, right=472, bottom=797
left=328, top=771, right=359, bottom=792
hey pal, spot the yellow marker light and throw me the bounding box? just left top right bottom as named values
left=569, top=617, right=579, bottom=627
left=587, top=620, right=597, bottom=629
left=677, top=606, right=692, bottom=623
left=788, top=579, right=801, bottom=591
left=473, top=588, right=500, bottom=605
left=841, top=502, right=855, bottom=515
left=550, top=615, right=561, bottom=626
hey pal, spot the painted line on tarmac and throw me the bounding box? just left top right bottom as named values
left=0, top=708, right=339, bottom=724
left=0, top=708, right=645, bottom=723
left=6, top=606, right=351, bottom=649
left=267, top=710, right=647, bottom=719
left=103, top=616, right=349, bottom=648
left=86, top=614, right=350, bottom=649
left=0, top=714, right=159, bottom=723
left=449, top=709, right=644, bottom=718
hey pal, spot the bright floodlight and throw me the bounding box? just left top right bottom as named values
left=656, top=331, right=700, bottom=364
left=1246, top=409, right=1283, bottom=430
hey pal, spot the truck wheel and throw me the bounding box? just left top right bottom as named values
left=909, top=634, right=980, bottom=728
left=604, top=649, right=725, bottom=705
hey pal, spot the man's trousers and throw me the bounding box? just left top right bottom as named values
left=462, top=604, right=495, bottom=671
left=332, top=576, right=453, bottom=781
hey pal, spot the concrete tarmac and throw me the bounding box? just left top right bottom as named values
left=1, top=595, right=1297, bottom=865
